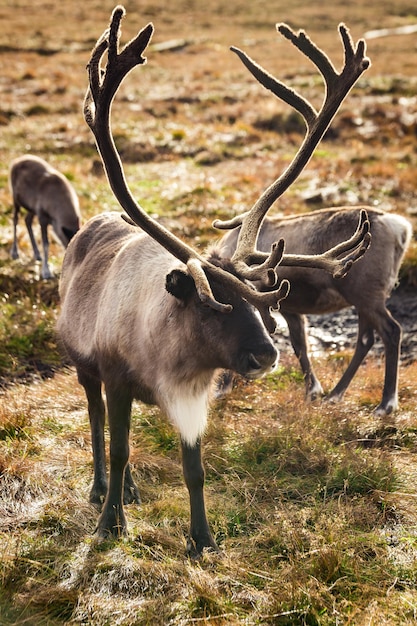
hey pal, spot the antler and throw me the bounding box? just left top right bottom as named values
left=280, top=209, right=370, bottom=279
left=214, top=22, right=371, bottom=284
left=242, top=209, right=371, bottom=280
left=84, top=6, right=290, bottom=331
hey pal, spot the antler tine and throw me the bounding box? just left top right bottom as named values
left=214, top=23, right=371, bottom=287
left=229, top=45, right=317, bottom=127
left=279, top=209, right=372, bottom=278
left=84, top=7, right=292, bottom=323
left=205, top=269, right=290, bottom=334
left=245, top=279, right=291, bottom=334
left=220, top=211, right=372, bottom=282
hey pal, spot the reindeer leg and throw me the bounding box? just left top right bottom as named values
left=181, top=439, right=218, bottom=557
left=78, top=368, right=140, bottom=508
left=25, top=211, right=42, bottom=261
left=96, top=383, right=132, bottom=538
left=77, top=368, right=108, bottom=506
left=38, top=214, right=53, bottom=279
left=282, top=311, right=323, bottom=400
left=372, top=307, right=401, bottom=416
left=11, top=201, right=20, bottom=259
left=326, top=312, right=374, bottom=403
left=123, top=460, right=141, bottom=505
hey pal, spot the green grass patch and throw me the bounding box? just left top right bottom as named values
left=0, top=272, right=62, bottom=384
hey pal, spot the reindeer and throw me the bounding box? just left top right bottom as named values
left=218, top=207, right=412, bottom=416
left=9, top=154, right=81, bottom=279
left=57, top=6, right=370, bottom=555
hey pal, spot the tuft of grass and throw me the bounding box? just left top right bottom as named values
left=253, top=110, right=306, bottom=135
left=24, top=104, right=50, bottom=116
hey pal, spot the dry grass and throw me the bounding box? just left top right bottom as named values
left=1, top=362, right=417, bottom=625
left=1, top=0, right=417, bottom=623
left=1, top=376, right=417, bottom=626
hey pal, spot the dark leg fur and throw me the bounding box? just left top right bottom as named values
left=11, top=202, right=20, bottom=259
left=123, top=462, right=141, bottom=505
left=78, top=368, right=141, bottom=509
left=77, top=369, right=108, bottom=505
left=282, top=312, right=323, bottom=399
left=327, top=306, right=401, bottom=414
left=38, top=214, right=53, bottom=278
left=95, top=383, right=132, bottom=537
left=181, top=439, right=218, bottom=557
left=26, top=211, right=42, bottom=261
left=373, top=307, right=401, bottom=415
left=327, top=316, right=375, bottom=402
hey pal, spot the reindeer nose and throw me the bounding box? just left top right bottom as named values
left=251, top=344, right=277, bottom=367
left=246, top=342, right=278, bottom=379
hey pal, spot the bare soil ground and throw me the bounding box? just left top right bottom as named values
left=291, top=284, right=417, bottom=364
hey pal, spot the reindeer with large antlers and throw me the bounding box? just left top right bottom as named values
left=218, top=207, right=412, bottom=414
left=57, top=6, right=370, bottom=555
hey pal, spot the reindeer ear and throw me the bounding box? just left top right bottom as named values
left=165, top=269, right=195, bottom=302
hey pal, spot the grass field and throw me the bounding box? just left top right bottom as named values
left=1, top=1, right=417, bottom=624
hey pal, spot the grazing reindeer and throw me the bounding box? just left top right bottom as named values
left=9, top=154, right=81, bottom=279
left=57, top=6, right=370, bottom=555
left=218, top=207, right=412, bottom=415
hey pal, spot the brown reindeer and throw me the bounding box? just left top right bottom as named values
left=218, top=207, right=412, bottom=415
left=9, top=154, right=81, bottom=279
left=57, top=6, right=370, bottom=555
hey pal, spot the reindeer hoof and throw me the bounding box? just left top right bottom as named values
left=186, top=536, right=220, bottom=560
left=306, top=387, right=324, bottom=402
left=89, top=482, right=108, bottom=507
left=324, top=390, right=345, bottom=405
left=373, top=401, right=397, bottom=417
left=95, top=521, right=128, bottom=540
left=123, top=483, right=141, bottom=505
